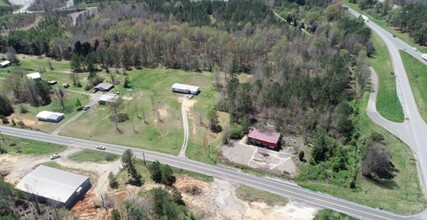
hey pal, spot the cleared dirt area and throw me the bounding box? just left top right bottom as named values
left=220, top=137, right=298, bottom=177
left=1, top=147, right=318, bottom=219
left=175, top=177, right=319, bottom=220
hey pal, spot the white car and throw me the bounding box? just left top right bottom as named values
left=50, top=153, right=60, bottom=160
left=412, top=47, right=418, bottom=52
left=96, top=145, right=106, bottom=150
left=83, top=105, right=91, bottom=111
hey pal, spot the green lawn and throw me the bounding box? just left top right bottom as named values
left=342, top=0, right=427, bottom=53
left=1, top=135, right=66, bottom=155
left=400, top=52, right=427, bottom=122
left=61, top=68, right=217, bottom=157
left=9, top=90, right=89, bottom=133
left=297, top=95, right=425, bottom=214
left=314, top=209, right=357, bottom=220
left=369, top=33, right=404, bottom=122
left=236, top=185, right=287, bottom=206
left=68, top=149, right=119, bottom=163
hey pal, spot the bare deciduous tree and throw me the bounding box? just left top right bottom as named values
left=54, top=88, right=66, bottom=112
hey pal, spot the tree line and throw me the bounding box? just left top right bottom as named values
left=350, top=0, right=427, bottom=45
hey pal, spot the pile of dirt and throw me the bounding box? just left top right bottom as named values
left=72, top=193, right=108, bottom=220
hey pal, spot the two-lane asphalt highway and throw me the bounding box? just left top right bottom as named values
left=347, top=6, right=427, bottom=219
left=0, top=125, right=420, bottom=220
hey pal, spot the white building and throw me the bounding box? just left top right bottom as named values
left=16, top=165, right=91, bottom=208
left=0, top=60, right=11, bottom=68
left=27, top=72, right=41, bottom=80
left=171, top=83, right=200, bottom=95
left=99, top=93, right=118, bottom=104
left=36, top=111, right=64, bottom=123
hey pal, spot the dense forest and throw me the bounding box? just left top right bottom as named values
left=349, top=0, right=427, bottom=45
left=0, top=0, right=392, bottom=190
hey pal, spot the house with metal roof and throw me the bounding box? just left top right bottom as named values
left=26, top=72, right=41, bottom=80
left=247, top=128, right=281, bottom=149
left=16, top=165, right=91, bottom=208
left=0, top=60, right=11, bottom=68
left=94, top=83, right=114, bottom=92
left=36, top=111, right=64, bottom=123
left=99, top=93, right=118, bottom=104
left=171, top=83, right=200, bottom=95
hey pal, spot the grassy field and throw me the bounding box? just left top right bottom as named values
left=68, top=149, right=119, bottom=163
left=61, top=68, right=217, bottom=157
left=369, top=33, right=404, bottom=122
left=235, top=185, right=287, bottom=206
left=400, top=52, right=427, bottom=122
left=298, top=95, right=425, bottom=214
left=1, top=135, right=66, bottom=155
left=342, top=0, right=427, bottom=53
left=314, top=209, right=357, bottom=220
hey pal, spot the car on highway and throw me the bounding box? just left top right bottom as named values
left=96, top=145, right=106, bottom=150
left=50, top=153, right=60, bottom=160
left=83, top=105, right=91, bottom=111
left=412, top=47, right=418, bottom=52
left=392, top=34, right=396, bottom=38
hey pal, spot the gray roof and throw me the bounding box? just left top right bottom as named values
left=95, top=83, right=113, bottom=90
left=16, top=165, right=89, bottom=203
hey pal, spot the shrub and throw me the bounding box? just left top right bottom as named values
left=105, top=154, right=116, bottom=161
left=19, top=104, right=28, bottom=114
left=1, top=117, right=9, bottom=124
left=84, top=84, right=92, bottom=91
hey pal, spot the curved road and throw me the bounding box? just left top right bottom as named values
left=347, top=7, right=427, bottom=219
left=0, top=125, right=419, bottom=220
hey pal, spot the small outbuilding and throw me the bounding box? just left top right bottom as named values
left=16, top=165, right=91, bottom=209
left=36, top=111, right=64, bottom=123
left=0, top=60, right=11, bottom=68
left=94, top=83, right=114, bottom=92
left=99, top=93, right=118, bottom=104
left=171, top=83, right=200, bottom=95
left=247, top=128, right=281, bottom=149
left=27, top=72, right=41, bottom=80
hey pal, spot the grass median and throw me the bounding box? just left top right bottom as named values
left=369, top=33, right=404, bottom=122
left=400, top=52, right=427, bottom=122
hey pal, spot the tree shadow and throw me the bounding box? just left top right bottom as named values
left=366, top=177, right=399, bottom=190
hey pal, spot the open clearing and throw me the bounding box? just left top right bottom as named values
left=220, top=137, right=297, bottom=177
left=60, top=68, right=218, bottom=157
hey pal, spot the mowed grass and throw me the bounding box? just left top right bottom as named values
left=10, top=90, right=89, bottom=133
left=298, top=95, right=426, bottom=214
left=369, top=33, right=404, bottom=122
left=61, top=68, right=217, bottom=157
left=68, top=149, right=119, bottom=163
left=400, top=52, right=427, bottom=122
left=342, top=0, right=427, bottom=53
left=1, top=135, right=66, bottom=155
left=236, top=185, right=287, bottom=206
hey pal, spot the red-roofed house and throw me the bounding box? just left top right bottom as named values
left=247, top=128, right=281, bottom=149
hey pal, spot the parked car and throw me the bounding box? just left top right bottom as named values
left=50, top=153, right=60, bottom=160
left=96, top=145, right=106, bottom=150
left=83, top=105, right=91, bottom=111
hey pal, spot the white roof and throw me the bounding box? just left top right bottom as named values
left=172, top=83, right=200, bottom=92
left=27, top=72, right=41, bottom=79
left=36, top=111, right=64, bottom=120
left=16, top=165, right=89, bottom=203
left=0, top=60, right=10, bottom=66
left=99, top=93, right=118, bottom=102
left=422, top=54, right=427, bottom=59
